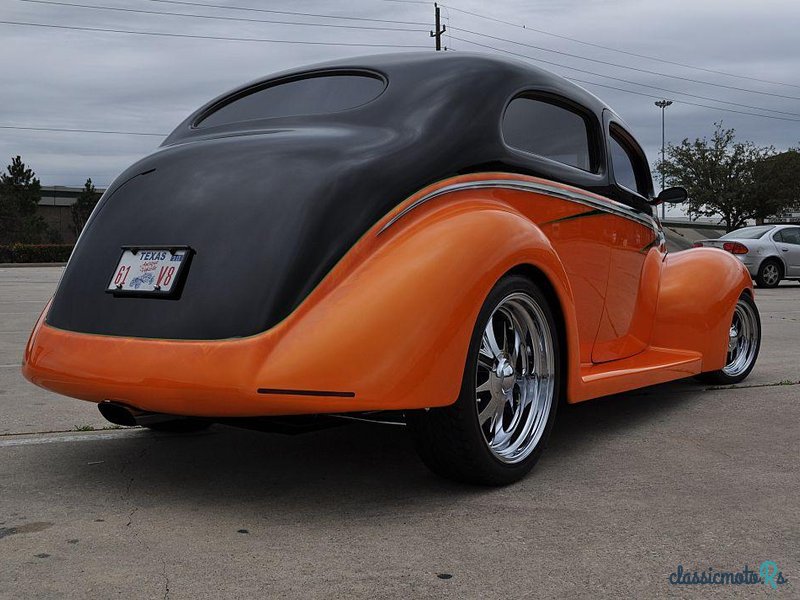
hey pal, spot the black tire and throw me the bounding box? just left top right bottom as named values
left=755, top=259, right=782, bottom=288
left=696, top=292, right=761, bottom=385
left=406, top=274, right=560, bottom=486
left=144, top=419, right=211, bottom=433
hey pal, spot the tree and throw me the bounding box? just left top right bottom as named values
left=0, top=156, right=46, bottom=244
left=72, top=178, right=101, bottom=236
left=750, top=150, right=800, bottom=223
left=658, top=123, right=781, bottom=232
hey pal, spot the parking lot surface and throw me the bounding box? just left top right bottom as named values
left=1, top=267, right=798, bottom=599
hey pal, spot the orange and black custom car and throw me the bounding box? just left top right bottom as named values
left=23, top=53, right=760, bottom=484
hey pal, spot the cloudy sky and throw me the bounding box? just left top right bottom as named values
left=1, top=0, right=799, bottom=193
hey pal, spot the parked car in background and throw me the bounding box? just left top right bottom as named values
left=695, top=224, right=800, bottom=288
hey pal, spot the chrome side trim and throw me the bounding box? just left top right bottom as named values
left=377, top=179, right=658, bottom=235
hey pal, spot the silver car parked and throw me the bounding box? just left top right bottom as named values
left=695, top=224, right=800, bottom=288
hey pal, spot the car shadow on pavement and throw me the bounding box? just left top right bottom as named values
left=12, top=381, right=703, bottom=519
left=549, top=381, right=696, bottom=452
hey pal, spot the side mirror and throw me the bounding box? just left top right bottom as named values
left=653, top=186, right=687, bottom=205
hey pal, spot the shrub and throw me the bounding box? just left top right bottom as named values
left=0, top=243, right=73, bottom=263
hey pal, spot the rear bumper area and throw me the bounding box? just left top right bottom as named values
left=734, top=254, right=759, bottom=278
left=23, top=315, right=377, bottom=418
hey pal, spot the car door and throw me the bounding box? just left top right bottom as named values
left=591, top=118, right=664, bottom=364
left=774, top=227, right=800, bottom=276
left=500, top=93, right=612, bottom=365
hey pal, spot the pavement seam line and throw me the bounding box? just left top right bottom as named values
left=0, top=430, right=146, bottom=447
left=706, top=379, right=800, bottom=391
left=0, top=427, right=139, bottom=437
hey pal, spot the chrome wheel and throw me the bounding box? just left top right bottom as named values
left=761, top=263, right=780, bottom=286
left=407, top=275, right=559, bottom=485
left=475, top=292, right=555, bottom=464
left=723, top=297, right=760, bottom=377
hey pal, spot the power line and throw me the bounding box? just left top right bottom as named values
left=449, top=36, right=800, bottom=123
left=439, top=4, right=518, bottom=29
left=13, top=0, right=427, bottom=33
left=450, top=35, right=800, bottom=118
left=597, top=75, right=800, bottom=118
left=567, top=77, right=800, bottom=123
left=0, top=20, right=431, bottom=48
left=0, top=125, right=167, bottom=136
left=455, top=34, right=800, bottom=118
left=450, top=28, right=800, bottom=101
left=580, top=73, right=800, bottom=118
left=440, top=3, right=800, bottom=90
left=21, top=0, right=789, bottom=112
left=145, top=0, right=429, bottom=26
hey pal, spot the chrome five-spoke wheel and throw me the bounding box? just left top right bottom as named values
left=697, top=293, right=761, bottom=385
left=723, top=296, right=760, bottom=378
left=475, top=293, right=555, bottom=464
left=407, top=275, right=560, bottom=485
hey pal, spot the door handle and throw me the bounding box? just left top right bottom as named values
left=782, top=248, right=789, bottom=252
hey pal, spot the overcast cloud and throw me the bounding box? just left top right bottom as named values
left=1, top=0, right=798, bottom=193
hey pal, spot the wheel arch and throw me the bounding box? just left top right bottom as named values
left=505, top=263, right=571, bottom=403
left=762, top=255, right=785, bottom=274
left=653, top=247, right=754, bottom=373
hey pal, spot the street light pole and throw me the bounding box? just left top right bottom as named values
left=654, top=99, right=673, bottom=220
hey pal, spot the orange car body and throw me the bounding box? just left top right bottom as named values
left=23, top=171, right=752, bottom=417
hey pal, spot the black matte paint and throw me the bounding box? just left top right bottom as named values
left=47, top=52, right=654, bottom=340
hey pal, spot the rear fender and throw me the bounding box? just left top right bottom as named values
left=257, top=194, right=582, bottom=410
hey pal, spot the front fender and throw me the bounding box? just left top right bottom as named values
left=256, top=194, right=581, bottom=411
left=651, top=248, right=753, bottom=371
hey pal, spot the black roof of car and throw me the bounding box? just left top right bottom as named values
left=160, top=51, right=647, bottom=210
left=47, top=52, right=652, bottom=340
left=164, top=52, right=614, bottom=147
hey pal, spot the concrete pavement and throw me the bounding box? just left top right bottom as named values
left=1, top=267, right=798, bottom=599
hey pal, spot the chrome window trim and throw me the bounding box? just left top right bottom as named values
left=377, top=179, right=659, bottom=235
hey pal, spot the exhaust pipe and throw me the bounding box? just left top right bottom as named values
left=98, top=400, right=187, bottom=427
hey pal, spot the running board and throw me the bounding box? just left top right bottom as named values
left=574, top=347, right=703, bottom=402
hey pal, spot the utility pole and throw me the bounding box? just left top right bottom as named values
left=654, top=99, right=673, bottom=220
left=430, top=3, right=446, bottom=51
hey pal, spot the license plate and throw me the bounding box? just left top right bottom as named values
left=107, top=246, right=192, bottom=296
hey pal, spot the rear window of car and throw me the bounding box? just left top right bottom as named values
left=502, top=97, right=593, bottom=171
left=196, top=72, right=386, bottom=128
left=720, top=226, right=774, bottom=240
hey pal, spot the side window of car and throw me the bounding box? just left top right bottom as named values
left=610, top=136, right=637, bottom=193
left=502, top=97, right=593, bottom=171
left=779, top=227, right=800, bottom=245
left=609, top=130, right=648, bottom=197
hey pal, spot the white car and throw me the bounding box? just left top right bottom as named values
left=695, top=224, right=800, bottom=287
